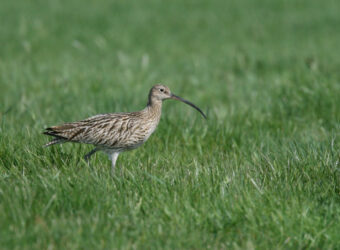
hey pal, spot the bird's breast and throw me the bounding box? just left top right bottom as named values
left=113, top=117, right=160, bottom=151
left=143, top=119, right=159, bottom=141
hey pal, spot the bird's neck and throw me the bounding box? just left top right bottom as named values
left=146, top=99, right=162, bottom=119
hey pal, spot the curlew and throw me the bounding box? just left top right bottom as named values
left=43, top=84, right=206, bottom=174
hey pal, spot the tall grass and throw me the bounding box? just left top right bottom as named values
left=0, top=0, right=339, bottom=249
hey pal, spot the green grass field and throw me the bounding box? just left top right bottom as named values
left=1, top=0, right=339, bottom=249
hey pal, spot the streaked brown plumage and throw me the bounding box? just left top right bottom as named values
left=43, top=84, right=206, bottom=174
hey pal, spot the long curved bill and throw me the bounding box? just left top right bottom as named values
left=171, top=94, right=207, bottom=119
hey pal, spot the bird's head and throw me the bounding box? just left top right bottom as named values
left=148, top=84, right=207, bottom=119
left=149, top=84, right=172, bottom=101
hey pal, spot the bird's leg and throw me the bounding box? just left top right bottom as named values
left=109, top=152, right=120, bottom=176
left=84, top=148, right=98, bottom=164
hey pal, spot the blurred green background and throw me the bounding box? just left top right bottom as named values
left=0, top=0, right=339, bottom=249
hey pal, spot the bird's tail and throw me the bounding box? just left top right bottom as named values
left=43, top=127, right=69, bottom=147
left=43, top=138, right=66, bottom=147
left=43, top=122, right=85, bottom=147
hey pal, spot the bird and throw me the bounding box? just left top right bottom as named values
left=43, top=84, right=206, bottom=174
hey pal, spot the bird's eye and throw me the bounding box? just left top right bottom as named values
left=160, top=88, right=164, bottom=92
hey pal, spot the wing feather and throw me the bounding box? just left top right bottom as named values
left=43, top=112, right=147, bottom=149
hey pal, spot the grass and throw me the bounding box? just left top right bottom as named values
left=0, top=0, right=340, bottom=249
